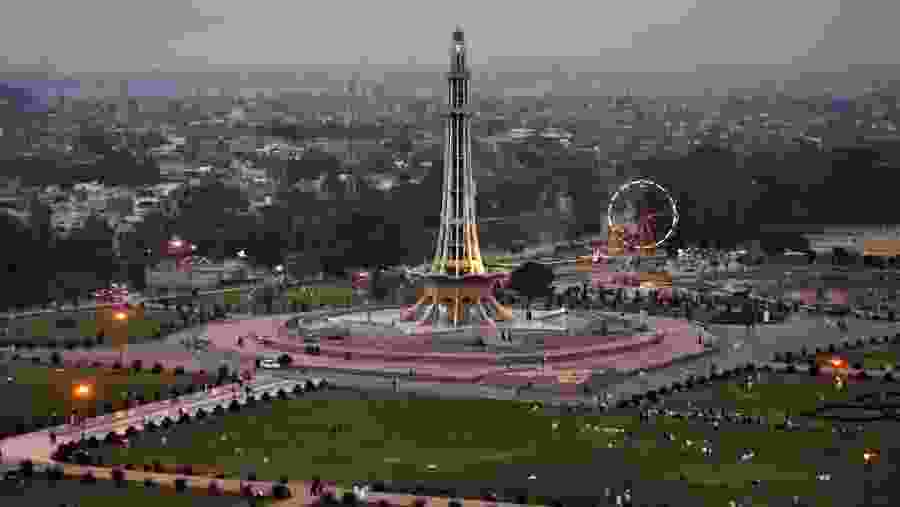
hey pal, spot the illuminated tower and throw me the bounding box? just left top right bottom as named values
left=432, top=27, right=484, bottom=276
left=400, top=27, right=511, bottom=328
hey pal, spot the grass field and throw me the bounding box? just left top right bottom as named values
left=0, top=364, right=195, bottom=428
left=92, top=392, right=873, bottom=506
left=861, top=349, right=900, bottom=370
left=0, top=478, right=254, bottom=507
left=4, top=312, right=175, bottom=343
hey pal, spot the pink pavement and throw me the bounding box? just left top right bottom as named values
left=204, top=315, right=706, bottom=389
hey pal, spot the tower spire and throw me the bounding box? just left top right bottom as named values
left=433, top=26, right=483, bottom=277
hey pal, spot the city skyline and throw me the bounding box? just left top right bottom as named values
left=5, top=0, right=899, bottom=74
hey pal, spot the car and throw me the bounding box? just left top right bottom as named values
left=260, top=359, right=281, bottom=369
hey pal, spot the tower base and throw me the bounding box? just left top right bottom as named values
left=400, top=273, right=512, bottom=327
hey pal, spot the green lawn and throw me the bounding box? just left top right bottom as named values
left=98, top=397, right=850, bottom=506
left=21, top=316, right=164, bottom=342
left=861, top=350, right=900, bottom=370
left=710, top=377, right=857, bottom=420
left=0, top=365, right=191, bottom=420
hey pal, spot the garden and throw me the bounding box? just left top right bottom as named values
left=81, top=377, right=900, bottom=507
left=0, top=363, right=212, bottom=436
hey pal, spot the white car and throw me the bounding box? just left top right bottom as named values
left=260, top=359, right=281, bottom=369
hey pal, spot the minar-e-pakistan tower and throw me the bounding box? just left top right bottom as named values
left=400, top=27, right=512, bottom=328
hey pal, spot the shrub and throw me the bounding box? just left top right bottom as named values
left=174, top=477, right=188, bottom=492
left=273, top=484, right=292, bottom=499
left=151, top=362, right=163, bottom=374
left=112, top=468, right=126, bottom=487
left=81, top=471, right=97, bottom=484
left=19, top=459, right=33, bottom=477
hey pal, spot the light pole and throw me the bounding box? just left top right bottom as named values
left=112, top=310, right=129, bottom=366
left=73, top=381, right=94, bottom=426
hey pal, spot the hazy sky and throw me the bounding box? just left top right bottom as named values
left=3, top=0, right=896, bottom=72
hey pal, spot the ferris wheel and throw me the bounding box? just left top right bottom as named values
left=607, top=178, right=679, bottom=250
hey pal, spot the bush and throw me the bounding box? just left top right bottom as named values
left=151, top=362, right=163, bottom=374
left=19, top=459, right=34, bottom=477
left=81, top=471, right=97, bottom=484
left=174, top=477, right=188, bottom=492
left=273, top=484, right=292, bottom=499
left=112, top=468, right=126, bottom=486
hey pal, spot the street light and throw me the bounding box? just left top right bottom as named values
left=74, top=383, right=92, bottom=398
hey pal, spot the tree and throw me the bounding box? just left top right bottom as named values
left=509, top=261, right=555, bottom=312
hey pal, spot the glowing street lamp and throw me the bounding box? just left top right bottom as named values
left=74, top=383, right=92, bottom=398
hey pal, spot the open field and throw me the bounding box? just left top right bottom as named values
left=1, top=310, right=179, bottom=345
left=0, top=477, right=257, bottom=507
left=85, top=381, right=900, bottom=506
left=0, top=363, right=199, bottom=435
